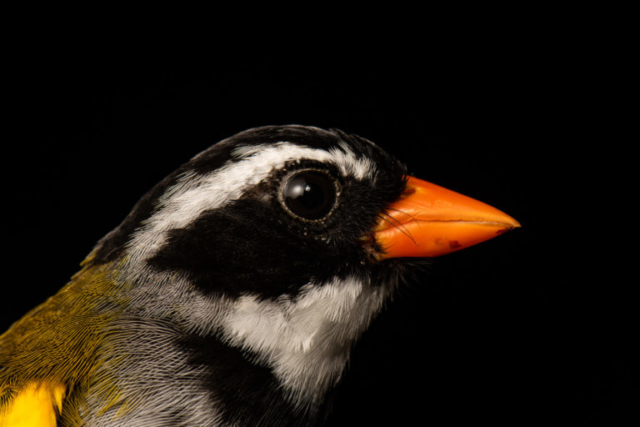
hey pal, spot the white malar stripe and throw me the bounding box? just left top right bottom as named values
left=125, top=142, right=377, bottom=264
left=219, top=275, right=389, bottom=406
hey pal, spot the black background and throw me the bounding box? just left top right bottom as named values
left=4, top=53, right=634, bottom=426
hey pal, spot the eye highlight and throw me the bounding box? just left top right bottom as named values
left=281, top=170, right=339, bottom=221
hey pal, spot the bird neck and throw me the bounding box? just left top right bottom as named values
left=216, top=275, right=390, bottom=409
left=107, top=265, right=393, bottom=425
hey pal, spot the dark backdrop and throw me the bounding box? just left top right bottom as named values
left=4, top=64, right=633, bottom=425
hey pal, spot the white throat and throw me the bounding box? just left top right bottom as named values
left=219, top=275, right=390, bottom=407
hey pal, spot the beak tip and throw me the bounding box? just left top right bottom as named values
left=507, top=218, right=522, bottom=229
left=495, top=217, right=521, bottom=234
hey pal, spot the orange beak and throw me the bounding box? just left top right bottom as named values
left=374, top=176, right=520, bottom=259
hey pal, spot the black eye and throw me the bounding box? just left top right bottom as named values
left=282, top=171, right=338, bottom=220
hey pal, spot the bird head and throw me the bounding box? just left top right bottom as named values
left=90, top=125, right=518, bottom=299
left=79, top=125, right=519, bottom=415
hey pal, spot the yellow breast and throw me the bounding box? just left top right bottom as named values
left=0, top=382, right=66, bottom=427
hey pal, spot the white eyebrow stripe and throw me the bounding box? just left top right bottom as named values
left=231, top=141, right=375, bottom=180
left=124, top=142, right=376, bottom=263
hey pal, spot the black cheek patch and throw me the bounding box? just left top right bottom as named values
left=147, top=200, right=349, bottom=300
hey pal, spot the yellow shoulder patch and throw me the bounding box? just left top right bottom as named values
left=0, top=382, right=66, bottom=427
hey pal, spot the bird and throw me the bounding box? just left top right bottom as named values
left=0, top=125, right=519, bottom=427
